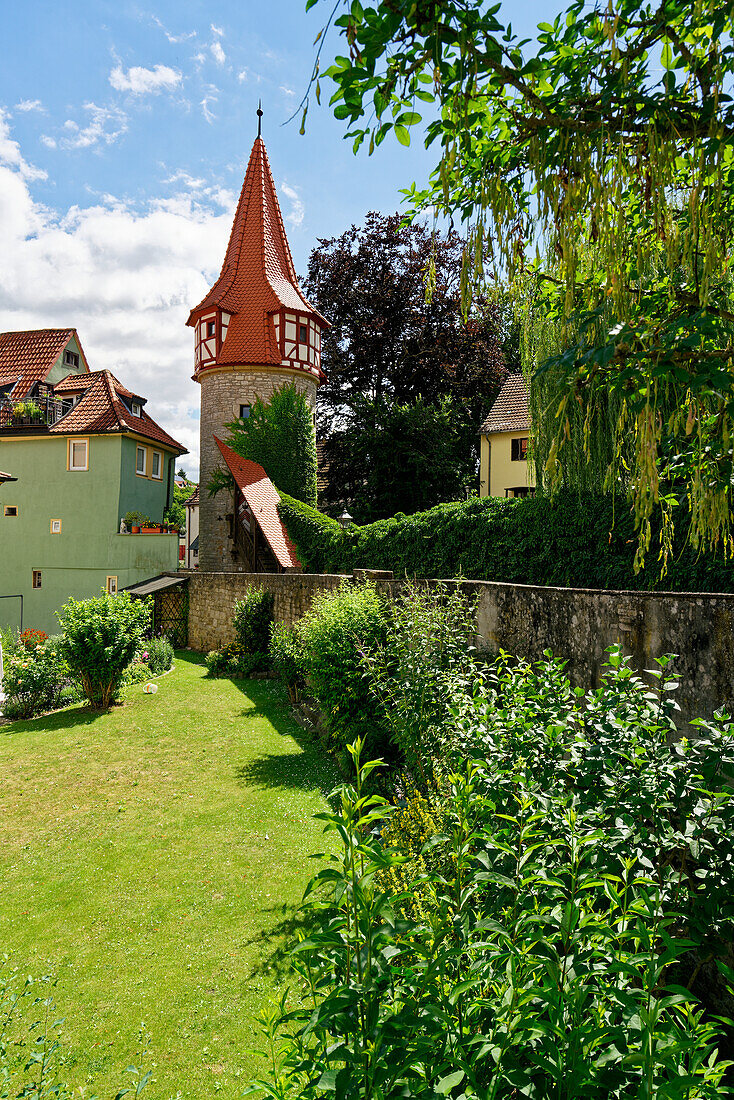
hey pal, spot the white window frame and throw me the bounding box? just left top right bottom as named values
left=136, top=446, right=147, bottom=476
left=151, top=451, right=162, bottom=480
left=106, top=576, right=118, bottom=595
left=69, top=438, right=89, bottom=471
left=131, top=402, right=142, bottom=417
left=50, top=519, right=61, bottom=534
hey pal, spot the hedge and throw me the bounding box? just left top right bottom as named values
left=277, top=490, right=734, bottom=592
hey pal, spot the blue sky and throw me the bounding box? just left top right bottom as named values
left=0, top=0, right=548, bottom=476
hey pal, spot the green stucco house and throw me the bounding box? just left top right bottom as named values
left=0, top=328, right=187, bottom=634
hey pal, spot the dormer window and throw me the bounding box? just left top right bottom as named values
left=131, top=402, right=142, bottom=417
left=64, top=350, right=80, bottom=368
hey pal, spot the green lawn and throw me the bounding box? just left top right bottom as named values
left=0, top=652, right=339, bottom=1099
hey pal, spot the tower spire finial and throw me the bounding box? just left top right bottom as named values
left=257, top=100, right=263, bottom=138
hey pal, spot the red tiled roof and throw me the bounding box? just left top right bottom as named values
left=481, top=374, right=530, bottom=434
left=214, top=437, right=301, bottom=570
left=0, top=329, right=89, bottom=398
left=50, top=371, right=187, bottom=453
left=184, top=484, right=199, bottom=507
left=188, top=137, right=326, bottom=368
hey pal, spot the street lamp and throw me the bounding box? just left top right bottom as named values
left=338, top=509, right=354, bottom=529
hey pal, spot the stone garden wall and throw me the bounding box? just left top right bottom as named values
left=179, top=570, right=734, bottom=725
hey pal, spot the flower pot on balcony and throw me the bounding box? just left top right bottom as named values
left=142, top=525, right=161, bottom=534
left=131, top=525, right=141, bottom=534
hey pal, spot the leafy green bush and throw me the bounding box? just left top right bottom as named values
left=252, top=653, right=734, bottom=1098
left=298, top=581, right=391, bottom=762
left=362, top=582, right=479, bottom=786
left=57, top=592, right=151, bottom=709
left=121, top=661, right=152, bottom=687
left=2, top=637, right=69, bottom=719
left=205, top=643, right=266, bottom=679
left=269, top=622, right=307, bottom=703
left=145, top=636, right=174, bottom=675
left=279, top=490, right=734, bottom=591
left=233, top=588, right=274, bottom=654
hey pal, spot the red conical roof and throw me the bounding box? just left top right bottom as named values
left=188, top=137, right=325, bottom=367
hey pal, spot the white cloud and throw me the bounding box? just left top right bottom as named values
left=163, top=169, right=207, bottom=190
left=0, top=110, right=47, bottom=180
left=15, top=99, right=44, bottom=113
left=210, top=23, right=224, bottom=36
left=40, top=135, right=56, bottom=149
left=151, top=15, right=196, bottom=43
left=210, top=41, right=226, bottom=66
left=280, top=85, right=295, bottom=97
left=59, top=103, right=128, bottom=150
left=201, top=89, right=219, bottom=124
left=280, top=181, right=304, bottom=227
left=237, top=69, right=248, bottom=83
left=109, top=63, right=182, bottom=96
left=0, top=120, right=235, bottom=477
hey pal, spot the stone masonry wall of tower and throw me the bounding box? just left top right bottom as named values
left=199, top=367, right=317, bottom=572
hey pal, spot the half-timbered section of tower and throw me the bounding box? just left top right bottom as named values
left=188, top=130, right=327, bottom=572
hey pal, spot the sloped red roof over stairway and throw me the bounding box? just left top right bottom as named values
left=214, top=437, right=301, bottom=571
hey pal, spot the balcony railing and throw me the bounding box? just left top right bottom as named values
left=0, top=393, right=72, bottom=430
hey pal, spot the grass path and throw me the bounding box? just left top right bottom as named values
left=0, top=652, right=339, bottom=1099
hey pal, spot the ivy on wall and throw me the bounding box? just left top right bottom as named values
left=278, top=491, right=734, bottom=593
left=211, top=382, right=317, bottom=507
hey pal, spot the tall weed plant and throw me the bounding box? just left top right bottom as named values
left=363, top=581, right=478, bottom=787
left=249, top=651, right=734, bottom=1098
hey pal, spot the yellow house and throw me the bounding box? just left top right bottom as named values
left=479, top=374, right=536, bottom=498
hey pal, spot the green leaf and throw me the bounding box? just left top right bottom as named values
left=436, top=1069, right=465, bottom=1093
left=394, top=124, right=410, bottom=146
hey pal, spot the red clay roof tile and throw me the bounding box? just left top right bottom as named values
left=50, top=370, right=186, bottom=452
left=214, top=436, right=300, bottom=570
left=0, top=328, right=89, bottom=398
left=188, top=138, right=326, bottom=370
left=481, top=374, right=530, bottom=434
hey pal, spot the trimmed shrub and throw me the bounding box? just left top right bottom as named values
left=269, top=622, right=307, bottom=703
left=146, top=636, right=174, bottom=675
left=58, top=592, right=151, bottom=709
left=277, top=491, right=346, bottom=573
left=2, top=637, right=68, bottom=719
left=298, top=581, right=391, bottom=762
left=279, top=490, right=734, bottom=591
left=233, top=589, right=274, bottom=655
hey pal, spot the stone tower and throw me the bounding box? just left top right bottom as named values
left=188, top=131, right=327, bottom=572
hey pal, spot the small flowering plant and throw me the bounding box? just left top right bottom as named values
left=2, top=637, right=68, bottom=719
left=19, top=628, right=48, bottom=651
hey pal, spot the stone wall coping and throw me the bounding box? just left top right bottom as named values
left=168, top=569, right=734, bottom=603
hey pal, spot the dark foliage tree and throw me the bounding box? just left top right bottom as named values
left=326, top=395, right=476, bottom=523
left=304, top=211, right=508, bottom=515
